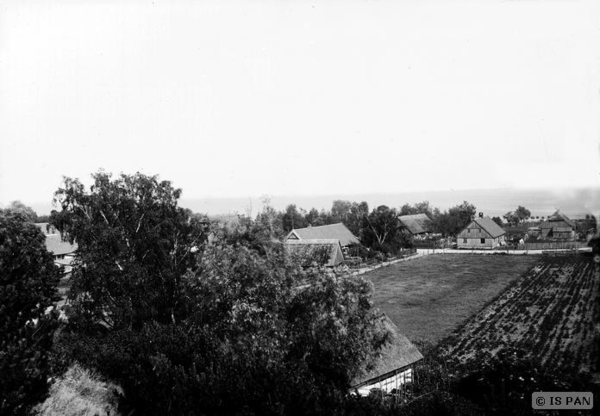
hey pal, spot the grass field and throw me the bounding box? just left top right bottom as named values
left=366, top=254, right=539, bottom=343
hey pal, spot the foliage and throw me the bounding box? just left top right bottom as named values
left=49, top=172, right=389, bottom=415
left=503, top=206, right=531, bottom=226
left=431, top=201, right=476, bottom=237
left=399, top=201, right=434, bottom=219
left=2, top=200, right=39, bottom=222
left=281, top=204, right=308, bottom=232
left=0, top=212, right=61, bottom=415
left=55, top=241, right=388, bottom=415
left=491, top=216, right=503, bottom=227
left=362, top=205, right=411, bottom=254
left=50, top=171, right=210, bottom=331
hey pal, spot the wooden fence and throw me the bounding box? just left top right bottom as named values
left=515, top=241, right=587, bottom=251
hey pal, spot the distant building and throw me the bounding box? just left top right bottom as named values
left=35, top=223, right=77, bottom=275
left=285, top=223, right=360, bottom=248
left=352, top=315, right=423, bottom=396
left=399, top=214, right=432, bottom=238
left=538, top=211, right=576, bottom=240
left=283, top=239, right=345, bottom=267
left=457, top=216, right=506, bottom=249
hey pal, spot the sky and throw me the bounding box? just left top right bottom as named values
left=1, top=0, right=600, bottom=214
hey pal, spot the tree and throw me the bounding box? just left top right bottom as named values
left=363, top=205, right=411, bottom=253
left=491, top=216, right=504, bottom=227
left=50, top=171, right=210, bottom=331
left=431, top=201, right=476, bottom=237
left=50, top=172, right=389, bottom=414
left=400, top=201, right=433, bottom=218
left=514, top=206, right=531, bottom=224
left=281, top=204, right=308, bottom=232
left=331, top=200, right=353, bottom=223
left=0, top=212, right=61, bottom=415
left=3, top=200, right=38, bottom=222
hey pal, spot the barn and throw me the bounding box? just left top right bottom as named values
left=539, top=211, right=576, bottom=240
left=352, top=315, right=423, bottom=397
left=399, top=214, right=432, bottom=238
left=285, top=223, right=360, bottom=248
left=457, top=216, right=506, bottom=249
left=283, top=239, right=345, bottom=267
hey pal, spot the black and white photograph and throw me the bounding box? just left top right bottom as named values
left=1, top=0, right=599, bottom=414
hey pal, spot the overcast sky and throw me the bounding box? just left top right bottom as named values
left=1, top=0, right=599, bottom=211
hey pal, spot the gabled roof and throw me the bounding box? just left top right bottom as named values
left=284, top=239, right=345, bottom=267
left=463, top=217, right=506, bottom=238
left=286, top=223, right=360, bottom=246
left=352, top=315, right=423, bottom=388
left=540, top=211, right=576, bottom=229
left=399, top=214, right=432, bottom=235
left=44, top=234, right=78, bottom=256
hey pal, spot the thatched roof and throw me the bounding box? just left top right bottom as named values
left=399, top=214, right=432, bottom=235
left=284, top=239, right=345, bottom=267
left=540, top=211, right=576, bottom=229
left=352, top=315, right=423, bottom=388
left=286, top=223, right=360, bottom=247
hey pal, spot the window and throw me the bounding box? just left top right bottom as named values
left=480, top=238, right=485, bottom=244
left=463, top=239, right=467, bottom=243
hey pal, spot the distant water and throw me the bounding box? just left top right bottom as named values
left=180, top=187, right=600, bottom=219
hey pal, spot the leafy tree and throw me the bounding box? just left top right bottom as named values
left=514, top=206, right=531, bottom=223
left=432, top=201, right=476, bottom=237
left=491, top=216, right=504, bottom=227
left=347, top=201, right=369, bottom=239
left=282, top=204, right=308, bottom=232
left=331, top=200, right=353, bottom=223
left=50, top=172, right=389, bottom=414
left=50, top=171, right=210, bottom=331
left=0, top=212, right=61, bottom=415
left=400, top=201, right=433, bottom=218
left=3, top=200, right=38, bottom=222
left=363, top=205, right=411, bottom=253
left=56, top=234, right=388, bottom=415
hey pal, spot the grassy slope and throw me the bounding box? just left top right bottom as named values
left=366, top=254, right=539, bottom=343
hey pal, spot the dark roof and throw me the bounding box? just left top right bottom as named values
left=399, top=214, right=432, bottom=235
left=284, top=239, right=345, bottom=267
left=540, top=211, right=576, bottom=229
left=44, top=235, right=77, bottom=256
left=286, top=223, right=360, bottom=246
left=353, top=315, right=423, bottom=388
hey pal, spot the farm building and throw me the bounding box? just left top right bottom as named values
left=539, top=211, right=576, bottom=240
left=285, top=223, right=360, bottom=248
left=283, top=239, right=345, bottom=267
left=457, top=216, right=506, bottom=249
left=35, top=223, right=77, bottom=275
left=399, top=214, right=432, bottom=238
left=352, top=315, right=423, bottom=397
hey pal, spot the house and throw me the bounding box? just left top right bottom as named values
left=538, top=211, right=576, bottom=240
left=283, top=239, right=345, bottom=267
left=457, top=216, right=506, bottom=249
left=352, top=315, right=423, bottom=396
left=285, top=223, right=360, bottom=248
left=35, top=223, right=77, bottom=275
left=399, top=214, right=432, bottom=238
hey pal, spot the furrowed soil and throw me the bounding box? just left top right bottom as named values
left=366, top=254, right=539, bottom=343
left=440, top=254, right=600, bottom=372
